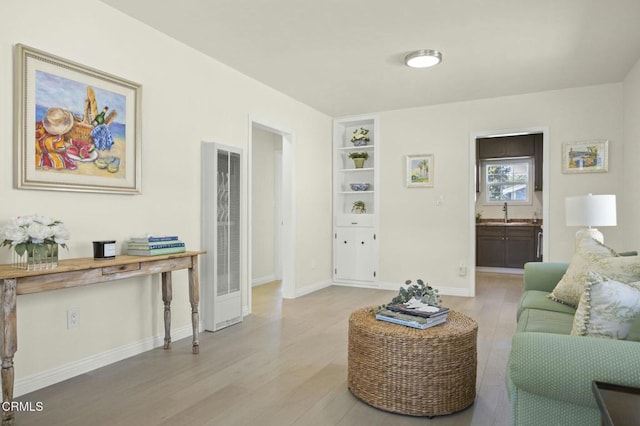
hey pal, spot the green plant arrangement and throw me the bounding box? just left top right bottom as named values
left=349, top=151, right=369, bottom=169
left=372, top=279, right=441, bottom=313
left=348, top=152, right=369, bottom=160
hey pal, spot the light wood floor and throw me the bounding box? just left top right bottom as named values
left=16, top=272, right=523, bottom=425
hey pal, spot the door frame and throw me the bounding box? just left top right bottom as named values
left=248, top=116, right=296, bottom=314
left=468, top=126, right=550, bottom=294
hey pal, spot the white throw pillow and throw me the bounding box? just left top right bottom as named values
left=548, top=237, right=619, bottom=307
left=571, top=271, right=640, bottom=339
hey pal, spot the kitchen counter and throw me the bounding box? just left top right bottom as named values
left=476, top=220, right=542, bottom=227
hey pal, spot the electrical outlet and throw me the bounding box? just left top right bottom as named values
left=458, top=263, right=467, bottom=277
left=67, top=308, right=80, bottom=329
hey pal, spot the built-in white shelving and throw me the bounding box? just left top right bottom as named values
left=332, top=115, right=379, bottom=284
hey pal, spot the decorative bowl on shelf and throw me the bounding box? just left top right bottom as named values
left=350, top=183, right=370, bottom=191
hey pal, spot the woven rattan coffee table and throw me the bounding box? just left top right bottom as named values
left=348, top=308, right=478, bottom=417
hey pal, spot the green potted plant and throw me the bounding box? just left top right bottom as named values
left=348, top=151, right=369, bottom=168
left=352, top=200, right=366, bottom=214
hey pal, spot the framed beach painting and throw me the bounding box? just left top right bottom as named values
left=561, top=140, right=609, bottom=174
left=14, top=44, right=142, bottom=194
left=406, top=154, right=434, bottom=187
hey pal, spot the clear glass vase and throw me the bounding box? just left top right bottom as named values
left=12, top=243, right=58, bottom=271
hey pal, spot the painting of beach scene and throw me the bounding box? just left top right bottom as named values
left=562, top=140, right=609, bottom=174
left=406, top=154, right=434, bottom=187
left=15, top=44, right=141, bottom=194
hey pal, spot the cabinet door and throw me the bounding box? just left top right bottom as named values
left=478, top=138, right=507, bottom=158
left=505, top=227, right=535, bottom=268
left=335, top=227, right=376, bottom=281
left=476, top=227, right=506, bottom=267
left=506, top=135, right=535, bottom=157
left=335, top=228, right=358, bottom=281
left=477, top=135, right=536, bottom=159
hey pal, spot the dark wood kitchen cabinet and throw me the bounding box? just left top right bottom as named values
left=477, top=135, right=535, bottom=159
left=476, top=225, right=541, bottom=268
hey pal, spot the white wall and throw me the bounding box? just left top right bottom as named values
left=623, top=58, right=640, bottom=248
left=1, top=0, right=331, bottom=392
left=378, top=84, right=625, bottom=292
left=251, top=127, right=280, bottom=284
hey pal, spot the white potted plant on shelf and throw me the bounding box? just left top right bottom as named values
left=351, top=128, right=370, bottom=146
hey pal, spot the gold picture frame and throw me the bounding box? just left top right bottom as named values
left=14, top=44, right=142, bottom=194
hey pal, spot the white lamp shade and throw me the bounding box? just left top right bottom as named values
left=565, top=194, right=617, bottom=227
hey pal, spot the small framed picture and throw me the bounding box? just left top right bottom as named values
left=406, top=154, right=434, bottom=187
left=561, top=140, right=609, bottom=174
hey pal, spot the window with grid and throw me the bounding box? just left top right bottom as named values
left=483, top=158, right=532, bottom=204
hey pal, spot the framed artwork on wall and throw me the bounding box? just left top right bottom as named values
left=14, top=44, right=142, bottom=194
left=406, top=154, right=434, bottom=187
left=561, top=140, right=609, bottom=174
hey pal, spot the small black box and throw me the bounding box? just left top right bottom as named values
left=93, top=240, right=116, bottom=259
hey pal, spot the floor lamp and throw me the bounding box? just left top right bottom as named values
left=565, top=194, right=617, bottom=244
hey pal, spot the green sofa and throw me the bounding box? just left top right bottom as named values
left=507, top=261, right=640, bottom=425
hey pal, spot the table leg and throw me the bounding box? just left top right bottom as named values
left=189, top=256, right=200, bottom=354
left=1, top=279, right=17, bottom=425
left=161, top=272, right=172, bottom=349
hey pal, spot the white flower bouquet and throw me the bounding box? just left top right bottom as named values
left=1, top=215, right=70, bottom=259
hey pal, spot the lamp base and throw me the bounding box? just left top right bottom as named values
left=575, top=228, right=604, bottom=245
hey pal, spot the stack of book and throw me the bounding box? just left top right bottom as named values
left=375, top=303, right=449, bottom=330
left=126, top=235, right=186, bottom=256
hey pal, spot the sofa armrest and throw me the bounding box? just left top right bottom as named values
left=509, top=332, right=640, bottom=408
left=523, top=262, right=569, bottom=292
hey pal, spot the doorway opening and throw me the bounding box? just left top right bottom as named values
left=468, top=127, right=550, bottom=293
left=248, top=117, right=295, bottom=315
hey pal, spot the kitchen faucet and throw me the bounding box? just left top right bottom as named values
left=503, top=202, right=508, bottom=223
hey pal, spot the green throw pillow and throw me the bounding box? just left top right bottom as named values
left=548, top=237, right=619, bottom=307
left=571, top=271, right=640, bottom=339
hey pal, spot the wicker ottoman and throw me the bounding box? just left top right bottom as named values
left=348, top=308, right=477, bottom=416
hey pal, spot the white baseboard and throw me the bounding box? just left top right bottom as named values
left=294, top=279, right=333, bottom=298
left=252, top=274, right=277, bottom=287
left=333, top=280, right=474, bottom=297
left=377, top=281, right=473, bottom=297
left=15, top=324, right=194, bottom=397
left=476, top=266, right=524, bottom=275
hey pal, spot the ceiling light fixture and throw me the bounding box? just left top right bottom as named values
left=404, top=49, right=442, bottom=68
